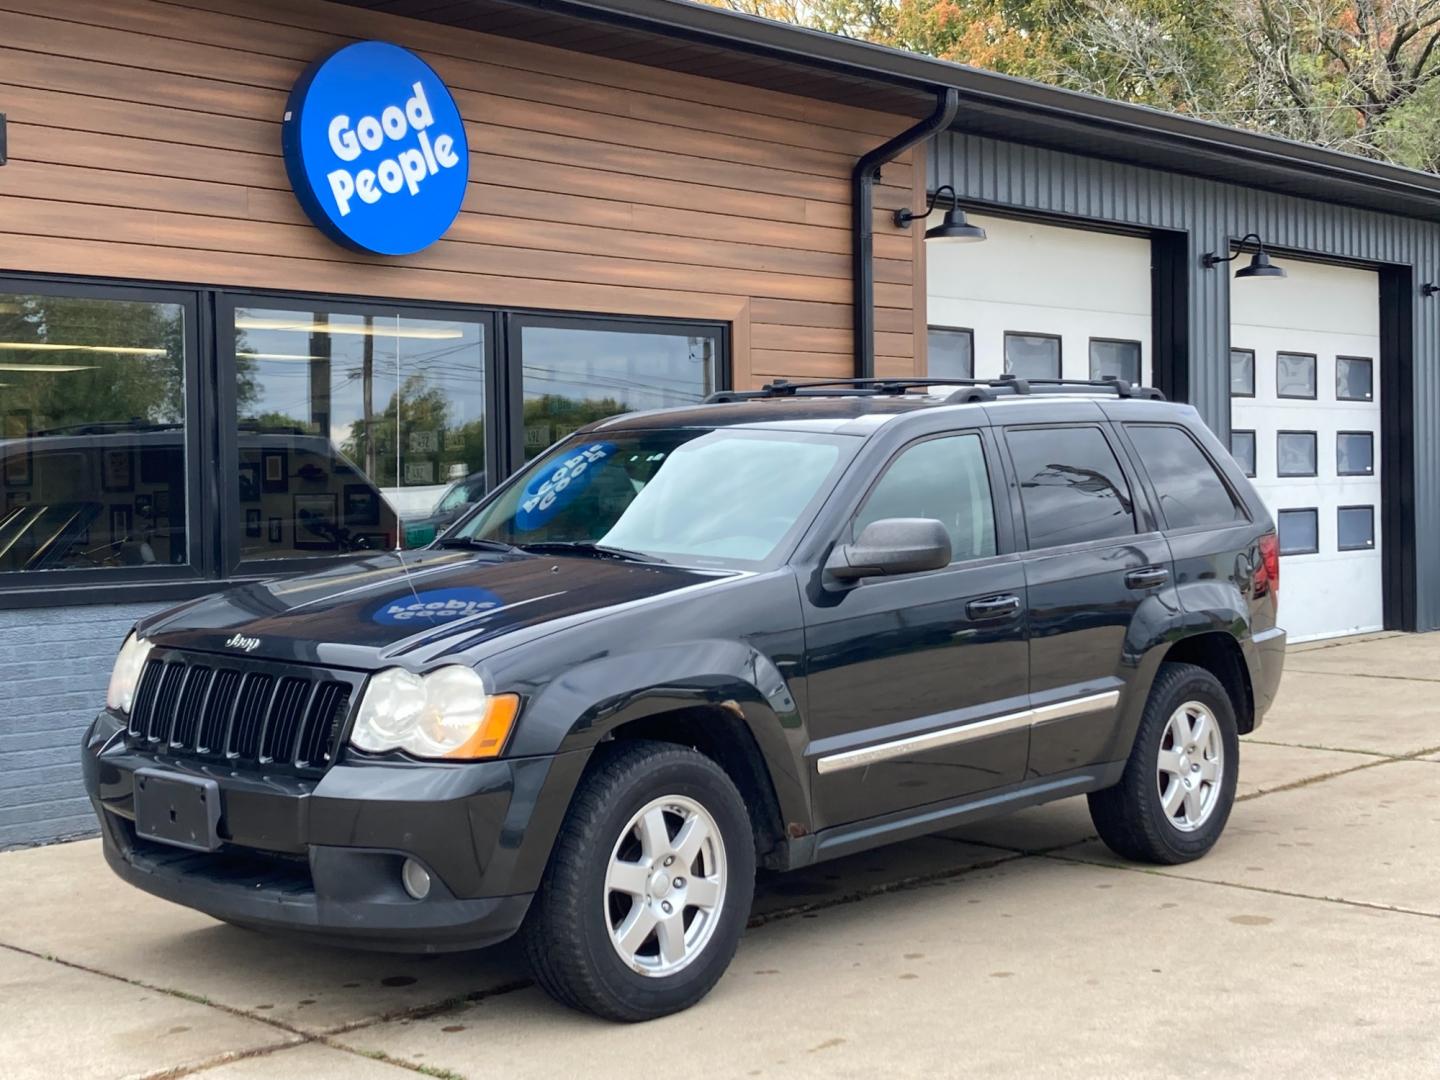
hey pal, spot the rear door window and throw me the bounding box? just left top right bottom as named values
left=1125, top=424, right=1244, bottom=530
left=1006, top=426, right=1136, bottom=548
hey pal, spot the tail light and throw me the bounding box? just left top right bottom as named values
left=1254, top=532, right=1280, bottom=599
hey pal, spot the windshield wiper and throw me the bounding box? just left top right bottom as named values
left=515, top=541, right=666, bottom=564
left=434, top=536, right=521, bottom=554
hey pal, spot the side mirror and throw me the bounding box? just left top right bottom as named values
left=824, top=517, right=952, bottom=582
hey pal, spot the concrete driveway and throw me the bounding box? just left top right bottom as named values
left=3, top=633, right=1438, bottom=1079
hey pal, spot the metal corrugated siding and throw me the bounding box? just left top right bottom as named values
left=931, top=131, right=1440, bottom=631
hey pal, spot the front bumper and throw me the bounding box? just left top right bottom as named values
left=83, top=713, right=587, bottom=952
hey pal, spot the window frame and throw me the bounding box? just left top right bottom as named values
left=1275, top=429, right=1319, bottom=478
left=1229, top=348, right=1256, bottom=398
left=999, top=422, right=1150, bottom=553
left=1088, top=337, right=1143, bottom=384
left=1277, top=507, right=1320, bottom=556
left=1335, top=355, right=1375, bottom=402
left=1336, top=504, right=1376, bottom=552
left=217, top=292, right=503, bottom=579
left=1003, top=330, right=1063, bottom=380
left=0, top=276, right=208, bottom=600
left=504, top=311, right=730, bottom=469
left=925, top=324, right=975, bottom=381
left=1229, top=428, right=1257, bottom=478
left=1117, top=422, right=1250, bottom=536
left=1336, top=430, right=1376, bottom=477
left=1276, top=351, right=1319, bottom=400
left=0, top=275, right=732, bottom=608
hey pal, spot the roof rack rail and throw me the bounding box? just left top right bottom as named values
left=703, top=374, right=1165, bottom=404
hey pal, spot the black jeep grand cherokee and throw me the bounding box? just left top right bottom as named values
left=84, top=377, right=1285, bottom=1021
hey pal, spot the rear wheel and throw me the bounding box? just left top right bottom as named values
left=523, top=740, right=755, bottom=1021
left=1088, top=662, right=1239, bottom=864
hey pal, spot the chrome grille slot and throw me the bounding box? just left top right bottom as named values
left=299, top=684, right=350, bottom=769
left=197, top=669, right=242, bottom=753
left=170, top=665, right=213, bottom=748
left=127, top=659, right=166, bottom=738
left=228, top=673, right=275, bottom=761
left=261, top=676, right=311, bottom=765
left=145, top=662, right=187, bottom=743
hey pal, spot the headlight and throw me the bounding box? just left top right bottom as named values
left=106, top=633, right=154, bottom=714
left=351, top=666, right=519, bottom=760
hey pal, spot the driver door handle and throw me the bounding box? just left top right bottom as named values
left=1125, top=566, right=1170, bottom=590
left=966, top=594, right=1022, bottom=621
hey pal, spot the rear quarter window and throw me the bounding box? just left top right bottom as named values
left=1126, top=424, right=1245, bottom=530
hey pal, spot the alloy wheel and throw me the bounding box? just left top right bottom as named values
left=604, top=794, right=728, bottom=977
left=1155, top=701, right=1225, bottom=832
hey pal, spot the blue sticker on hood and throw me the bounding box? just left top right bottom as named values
left=514, top=442, right=616, bottom=531
left=373, top=586, right=504, bottom=625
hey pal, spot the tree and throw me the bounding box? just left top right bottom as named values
left=699, top=0, right=1440, bottom=170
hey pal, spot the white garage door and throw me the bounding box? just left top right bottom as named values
left=926, top=213, right=1152, bottom=386
left=1229, top=259, right=1383, bottom=642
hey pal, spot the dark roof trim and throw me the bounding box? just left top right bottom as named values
left=505, top=0, right=1440, bottom=222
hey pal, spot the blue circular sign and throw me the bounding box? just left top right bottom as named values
left=372, top=587, right=504, bottom=626
left=515, top=442, right=617, bottom=531
left=282, top=41, right=469, bottom=255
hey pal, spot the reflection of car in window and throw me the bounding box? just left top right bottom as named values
left=398, top=469, right=487, bottom=547
left=0, top=424, right=395, bottom=573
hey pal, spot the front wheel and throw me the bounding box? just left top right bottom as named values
left=522, top=740, right=755, bottom=1021
left=1088, top=662, right=1240, bottom=864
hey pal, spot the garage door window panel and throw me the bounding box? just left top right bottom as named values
left=1277, top=352, right=1318, bottom=399
left=1337, top=506, right=1375, bottom=551
left=1230, top=349, right=1255, bottom=397
left=1337, top=431, right=1375, bottom=476
left=927, top=326, right=974, bottom=381
left=1004, top=332, right=1061, bottom=380
left=1230, top=430, right=1257, bottom=477
left=1006, top=426, right=1137, bottom=549
left=1278, top=508, right=1319, bottom=556
left=1089, top=339, right=1141, bottom=384
left=1276, top=431, right=1318, bottom=478
left=1336, top=357, right=1373, bottom=402
left=1124, top=424, right=1244, bottom=531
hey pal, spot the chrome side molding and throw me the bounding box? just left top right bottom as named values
left=814, top=690, right=1121, bottom=775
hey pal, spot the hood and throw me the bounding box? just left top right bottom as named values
left=139, top=550, right=726, bottom=669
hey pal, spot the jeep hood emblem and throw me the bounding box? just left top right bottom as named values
left=225, top=633, right=261, bottom=653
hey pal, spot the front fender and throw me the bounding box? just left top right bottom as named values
left=506, top=639, right=812, bottom=841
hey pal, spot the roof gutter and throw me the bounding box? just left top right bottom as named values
left=853, top=88, right=957, bottom=379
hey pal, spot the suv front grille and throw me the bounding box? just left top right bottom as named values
left=127, top=653, right=353, bottom=773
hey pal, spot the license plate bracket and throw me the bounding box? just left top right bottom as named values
left=134, top=769, right=222, bottom=852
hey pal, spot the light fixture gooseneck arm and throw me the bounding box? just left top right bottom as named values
left=894, top=185, right=957, bottom=229
left=1203, top=233, right=1266, bottom=269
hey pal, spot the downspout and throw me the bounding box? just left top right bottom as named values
left=852, top=88, right=958, bottom=379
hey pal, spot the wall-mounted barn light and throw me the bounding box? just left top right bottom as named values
left=1422, top=283, right=1439, bottom=297
left=1202, top=233, right=1285, bottom=279
left=894, top=184, right=987, bottom=244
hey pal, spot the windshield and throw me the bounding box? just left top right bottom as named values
left=452, top=428, right=852, bottom=568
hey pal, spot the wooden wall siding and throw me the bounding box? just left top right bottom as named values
left=0, top=0, right=925, bottom=386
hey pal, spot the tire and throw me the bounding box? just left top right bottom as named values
left=1088, top=662, right=1240, bottom=865
left=522, top=740, right=756, bottom=1021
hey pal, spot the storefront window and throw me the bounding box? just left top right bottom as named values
left=516, top=318, right=722, bottom=461
left=232, top=305, right=487, bottom=560
left=0, top=291, right=187, bottom=575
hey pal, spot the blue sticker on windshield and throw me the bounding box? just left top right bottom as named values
left=372, top=586, right=504, bottom=625
left=514, top=442, right=615, bottom=531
